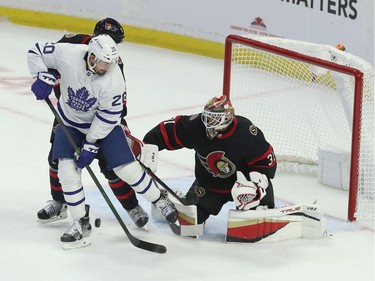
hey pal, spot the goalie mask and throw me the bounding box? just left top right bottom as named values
left=87, top=34, right=119, bottom=74
left=201, top=95, right=234, bottom=139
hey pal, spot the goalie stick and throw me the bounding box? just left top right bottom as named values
left=168, top=221, right=182, bottom=236
left=138, top=161, right=199, bottom=206
left=45, top=98, right=167, bottom=254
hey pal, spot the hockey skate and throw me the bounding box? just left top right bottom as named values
left=37, top=200, right=68, bottom=223
left=61, top=204, right=91, bottom=250
left=127, top=204, right=149, bottom=228
left=153, top=193, right=178, bottom=223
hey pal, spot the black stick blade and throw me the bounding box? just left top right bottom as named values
left=130, top=237, right=167, bottom=254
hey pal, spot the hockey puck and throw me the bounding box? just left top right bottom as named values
left=95, top=218, right=101, bottom=228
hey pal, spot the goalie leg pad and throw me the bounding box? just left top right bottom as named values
left=151, top=190, right=204, bottom=236
left=226, top=203, right=327, bottom=243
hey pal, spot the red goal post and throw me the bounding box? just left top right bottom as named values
left=223, top=34, right=374, bottom=221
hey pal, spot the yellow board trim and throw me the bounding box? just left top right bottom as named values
left=0, top=6, right=224, bottom=59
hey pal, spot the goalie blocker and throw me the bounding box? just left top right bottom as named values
left=226, top=203, right=327, bottom=243
left=123, top=124, right=158, bottom=173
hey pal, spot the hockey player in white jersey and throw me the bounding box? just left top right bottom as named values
left=27, top=34, right=178, bottom=248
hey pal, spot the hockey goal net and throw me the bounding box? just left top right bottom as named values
left=223, top=34, right=374, bottom=221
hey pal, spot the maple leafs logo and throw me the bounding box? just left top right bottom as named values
left=66, top=87, right=97, bottom=112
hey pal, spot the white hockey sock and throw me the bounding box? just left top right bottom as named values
left=114, top=161, right=160, bottom=202
left=58, top=159, right=86, bottom=220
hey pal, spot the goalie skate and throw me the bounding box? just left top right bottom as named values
left=37, top=200, right=68, bottom=223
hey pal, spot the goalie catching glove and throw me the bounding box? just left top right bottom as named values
left=231, top=171, right=269, bottom=210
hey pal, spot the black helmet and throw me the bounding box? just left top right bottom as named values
left=93, top=18, right=124, bottom=44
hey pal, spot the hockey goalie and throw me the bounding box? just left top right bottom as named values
left=145, top=95, right=327, bottom=242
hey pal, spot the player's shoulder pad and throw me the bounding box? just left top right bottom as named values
left=185, top=114, right=203, bottom=129
left=57, top=34, right=92, bottom=44
left=248, top=122, right=258, bottom=136
left=236, top=115, right=259, bottom=136
left=189, top=113, right=200, bottom=121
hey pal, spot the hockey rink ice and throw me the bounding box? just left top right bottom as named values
left=0, top=21, right=374, bottom=281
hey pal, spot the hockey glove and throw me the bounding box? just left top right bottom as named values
left=31, top=72, right=56, bottom=100
left=121, top=124, right=159, bottom=173
left=232, top=180, right=259, bottom=210
left=249, top=171, right=269, bottom=190
left=231, top=172, right=268, bottom=210
left=76, top=141, right=100, bottom=169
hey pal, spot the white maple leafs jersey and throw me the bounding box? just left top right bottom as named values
left=27, top=42, right=126, bottom=143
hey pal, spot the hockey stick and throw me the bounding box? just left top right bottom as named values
left=45, top=97, right=167, bottom=254
left=138, top=160, right=198, bottom=205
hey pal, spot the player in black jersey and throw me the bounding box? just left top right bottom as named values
left=144, top=95, right=277, bottom=224
left=37, top=18, right=149, bottom=228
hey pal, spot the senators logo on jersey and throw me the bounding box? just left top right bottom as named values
left=198, top=151, right=236, bottom=178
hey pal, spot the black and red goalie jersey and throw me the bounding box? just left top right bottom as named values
left=143, top=113, right=277, bottom=193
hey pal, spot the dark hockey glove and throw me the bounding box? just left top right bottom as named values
left=31, top=72, right=56, bottom=100
left=76, top=141, right=100, bottom=169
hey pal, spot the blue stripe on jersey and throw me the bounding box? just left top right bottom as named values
left=57, top=102, right=91, bottom=129
left=98, top=108, right=123, bottom=115
left=28, top=50, right=38, bottom=55
left=95, top=112, right=119, bottom=124
left=35, top=43, right=42, bottom=55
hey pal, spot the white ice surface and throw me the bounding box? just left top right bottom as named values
left=0, top=22, right=373, bottom=281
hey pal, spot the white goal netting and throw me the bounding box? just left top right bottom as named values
left=224, top=35, right=374, bottom=220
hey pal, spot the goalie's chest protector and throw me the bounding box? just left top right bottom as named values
left=192, top=116, right=261, bottom=189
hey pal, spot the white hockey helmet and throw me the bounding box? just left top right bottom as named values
left=201, top=95, right=234, bottom=130
left=87, top=34, right=119, bottom=73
